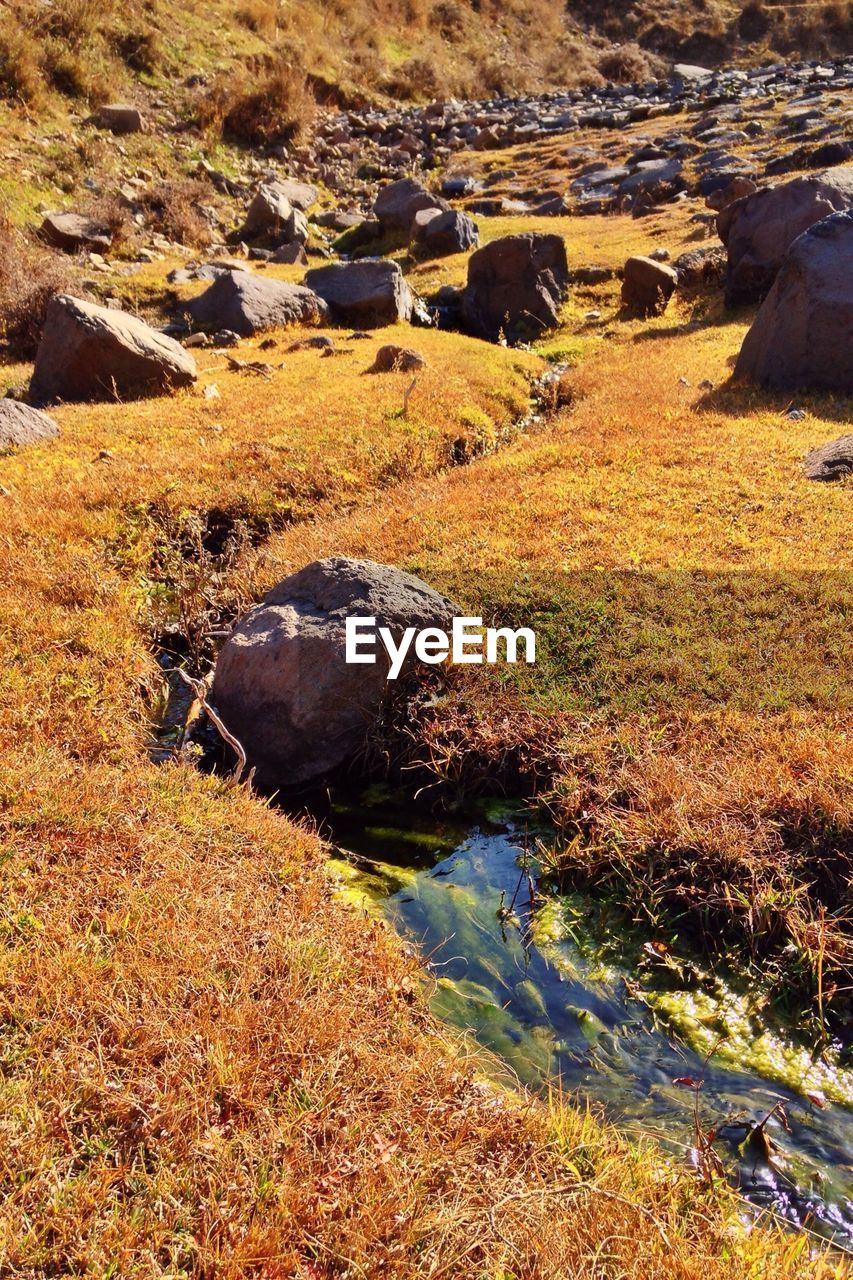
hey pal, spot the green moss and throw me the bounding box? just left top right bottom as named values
left=645, top=986, right=853, bottom=1108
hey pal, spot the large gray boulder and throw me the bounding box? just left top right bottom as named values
left=303, top=260, right=414, bottom=327
left=374, top=178, right=449, bottom=235
left=0, top=400, right=59, bottom=449
left=40, top=212, right=112, bottom=254
left=719, top=166, right=853, bottom=305
left=213, top=556, right=457, bottom=787
left=461, top=233, right=569, bottom=343
left=621, top=256, right=678, bottom=317
left=185, top=271, right=328, bottom=336
left=734, top=211, right=853, bottom=393
left=30, top=295, right=197, bottom=405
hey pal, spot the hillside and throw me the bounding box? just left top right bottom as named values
left=1, top=0, right=851, bottom=119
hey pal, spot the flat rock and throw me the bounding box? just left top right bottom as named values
left=803, top=434, right=853, bottom=481
left=30, top=295, right=197, bottom=405
left=40, top=212, right=112, bottom=254
left=0, top=399, right=59, bottom=449
left=185, top=270, right=328, bottom=336
left=304, top=260, right=414, bottom=327
left=213, top=556, right=457, bottom=787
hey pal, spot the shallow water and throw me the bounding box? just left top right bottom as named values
left=327, top=795, right=853, bottom=1251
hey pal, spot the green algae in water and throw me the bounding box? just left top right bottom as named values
left=645, top=987, right=853, bottom=1109
left=325, top=795, right=853, bottom=1247
left=535, top=892, right=853, bottom=1109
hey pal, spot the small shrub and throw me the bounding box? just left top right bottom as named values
left=199, top=59, right=316, bottom=147
left=113, top=27, right=162, bottom=75
left=384, top=56, right=440, bottom=101
left=0, top=214, right=82, bottom=357
left=237, top=0, right=279, bottom=36
left=141, top=180, right=214, bottom=248
left=738, top=0, right=772, bottom=41
left=430, top=0, right=466, bottom=39
left=85, top=194, right=135, bottom=251
left=0, top=24, right=43, bottom=104
left=597, top=42, right=660, bottom=84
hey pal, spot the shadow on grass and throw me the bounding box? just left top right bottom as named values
left=694, top=377, right=853, bottom=424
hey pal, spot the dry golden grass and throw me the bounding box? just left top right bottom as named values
left=235, top=274, right=852, bottom=1021
left=2, top=286, right=844, bottom=1274
left=0, top=231, right=848, bottom=1270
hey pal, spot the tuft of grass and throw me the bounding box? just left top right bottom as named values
left=198, top=57, right=316, bottom=147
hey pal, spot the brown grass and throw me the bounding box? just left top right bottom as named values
left=0, top=291, right=844, bottom=1275
left=198, top=58, right=316, bottom=147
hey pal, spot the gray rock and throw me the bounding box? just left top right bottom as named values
left=621, top=256, right=678, bottom=316
left=314, top=209, right=363, bottom=231
left=0, top=399, right=59, bottom=449
left=618, top=159, right=684, bottom=206
left=185, top=270, right=328, bottom=336
left=30, top=295, right=197, bottom=405
left=40, top=212, right=112, bottom=254
left=373, top=177, right=449, bottom=234
left=304, top=260, right=414, bottom=327
left=269, top=242, right=309, bottom=266
left=96, top=103, right=144, bottom=134
left=705, top=176, right=759, bottom=212
left=241, top=182, right=310, bottom=243
left=271, top=178, right=319, bottom=211
left=719, top=165, right=853, bottom=305
left=674, top=245, right=726, bottom=284
left=462, top=232, right=569, bottom=343
left=413, top=209, right=479, bottom=257
left=803, top=434, right=853, bottom=481
left=734, top=211, right=853, bottom=393
left=674, top=64, right=713, bottom=83
left=212, top=556, right=457, bottom=787
left=368, top=344, right=425, bottom=372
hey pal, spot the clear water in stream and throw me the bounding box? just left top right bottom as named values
left=326, top=793, right=853, bottom=1253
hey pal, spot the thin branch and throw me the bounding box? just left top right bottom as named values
left=175, top=668, right=252, bottom=787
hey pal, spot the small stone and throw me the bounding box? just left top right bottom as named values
left=368, top=345, right=426, bottom=373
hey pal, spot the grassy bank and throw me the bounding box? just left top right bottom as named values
left=0, top=267, right=847, bottom=1271
left=235, top=288, right=852, bottom=1032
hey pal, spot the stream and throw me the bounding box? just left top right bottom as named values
left=325, top=789, right=853, bottom=1253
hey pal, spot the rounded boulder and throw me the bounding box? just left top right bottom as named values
left=734, top=210, right=853, bottom=393
left=213, top=557, right=457, bottom=788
